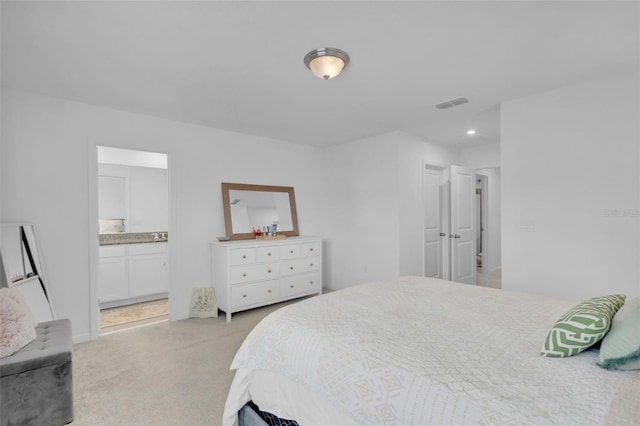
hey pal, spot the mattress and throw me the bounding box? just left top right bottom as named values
left=223, top=276, right=640, bottom=425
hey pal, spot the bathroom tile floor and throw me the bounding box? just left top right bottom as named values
left=100, top=298, right=169, bottom=335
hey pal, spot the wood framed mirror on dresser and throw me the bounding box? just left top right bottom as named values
left=220, top=182, right=299, bottom=241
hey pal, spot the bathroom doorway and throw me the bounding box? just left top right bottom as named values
left=92, top=146, right=170, bottom=335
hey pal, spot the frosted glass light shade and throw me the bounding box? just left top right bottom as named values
left=308, top=56, right=345, bottom=80
left=304, top=48, right=350, bottom=80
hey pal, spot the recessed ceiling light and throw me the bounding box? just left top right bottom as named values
left=466, top=129, right=476, bottom=135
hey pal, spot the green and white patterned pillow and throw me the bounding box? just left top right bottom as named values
left=541, top=294, right=626, bottom=358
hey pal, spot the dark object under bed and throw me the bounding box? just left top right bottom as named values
left=238, top=401, right=299, bottom=426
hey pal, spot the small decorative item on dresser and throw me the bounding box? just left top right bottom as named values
left=255, top=234, right=286, bottom=240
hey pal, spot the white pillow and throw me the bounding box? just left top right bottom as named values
left=0, top=287, right=38, bottom=358
left=598, top=296, right=640, bottom=370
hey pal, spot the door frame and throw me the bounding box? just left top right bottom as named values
left=87, top=141, right=173, bottom=340
left=476, top=173, right=489, bottom=274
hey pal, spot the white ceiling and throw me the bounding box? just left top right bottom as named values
left=2, top=1, right=638, bottom=148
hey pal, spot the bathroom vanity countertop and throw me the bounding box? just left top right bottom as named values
left=99, top=232, right=168, bottom=246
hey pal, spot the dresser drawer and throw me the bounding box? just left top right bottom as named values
left=279, top=244, right=300, bottom=259
left=279, top=272, right=321, bottom=298
left=280, top=256, right=320, bottom=276
left=230, top=248, right=255, bottom=265
left=300, top=241, right=321, bottom=257
left=231, top=281, right=279, bottom=308
left=231, top=263, right=280, bottom=284
left=256, top=246, right=280, bottom=263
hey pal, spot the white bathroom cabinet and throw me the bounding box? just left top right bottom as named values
left=98, top=242, right=168, bottom=307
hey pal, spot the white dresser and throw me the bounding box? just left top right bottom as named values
left=211, top=236, right=322, bottom=322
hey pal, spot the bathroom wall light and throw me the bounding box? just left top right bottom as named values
left=304, top=48, right=350, bottom=80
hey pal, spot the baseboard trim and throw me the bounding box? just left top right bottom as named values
left=172, top=310, right=190, bottom=321
left=73, top=332, right=91, bottom=344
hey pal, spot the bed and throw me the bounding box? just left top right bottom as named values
left=223, top=276, right=640, bottom=426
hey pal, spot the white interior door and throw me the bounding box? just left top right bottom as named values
left=449, top=165, right=477, bottom=285
left=423, top=167, right=443, bottom=278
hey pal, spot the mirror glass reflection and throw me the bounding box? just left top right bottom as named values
left=229, top=190, right=294, bottom=233
left=0, top=224, right=55, bottom=322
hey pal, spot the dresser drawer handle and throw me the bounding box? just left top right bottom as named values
left=242, top=273, right=247, bottom=277
left=310, top=281, right=314, bottom=284
left=268, top=253, right=272, bottom=256
left=268, top=289, right=272, bottom=293
left=267, top=269, right=272, bottom=273
left=290, top=285, right=294, bottom=288
left=310, top=263, right=314, bottom=267
left=243, top=294, right=247, bottom=298
left=290, top=266, right=294, bottom=270
left=290, top=250, right=294, bottom=254
left=310, top=248, right=314, bottom=252
left=242, top=255, right=246, bottom=259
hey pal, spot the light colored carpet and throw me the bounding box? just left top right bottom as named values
left=74, top=301, right=290, bottom=426
left=100, top=299, right=169, bottom=333
left=477, top=268, right=502, bottom=289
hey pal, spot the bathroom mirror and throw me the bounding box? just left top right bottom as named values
left=0, top=223, right=55, bottom=322
left=221, top=183, right=299, bottom=240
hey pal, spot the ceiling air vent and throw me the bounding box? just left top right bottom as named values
left=435, top=97, right=469, bottom=110
left=450, top=97, right=469, bottom=106
left=435, top=102, right=454, bottom=110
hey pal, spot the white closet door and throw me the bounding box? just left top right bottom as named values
left=450, top=165, right=477, bottom=285
left=423, top=168, right=443, bottom=278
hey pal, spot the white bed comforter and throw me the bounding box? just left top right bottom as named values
left=223, top=276, right=640, bottom=425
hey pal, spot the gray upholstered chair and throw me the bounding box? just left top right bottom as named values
left=0, top=319, right=74, bottom=426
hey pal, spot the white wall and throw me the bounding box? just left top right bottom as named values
left=98, top=163, right=169, bottom=232
left=98, top=146, right=167, bottom=169
left=458, top=143, right=500, bottom=170
left=323, top=133, right=400, bottom=289
left=323, top=131, right=458, bottom=289
left=1, top=89, right=327, bottom=342
left=501, top=73, right=639, bottom=300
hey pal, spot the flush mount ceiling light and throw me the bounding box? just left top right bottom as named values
left=467, top=129, right=477, bottom=135
left=304, top=47, right=350, bottom=80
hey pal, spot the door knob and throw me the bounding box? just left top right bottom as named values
left=454, top=234, right=461, bottom=239
left=440, top=232, right=446, bottom=237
